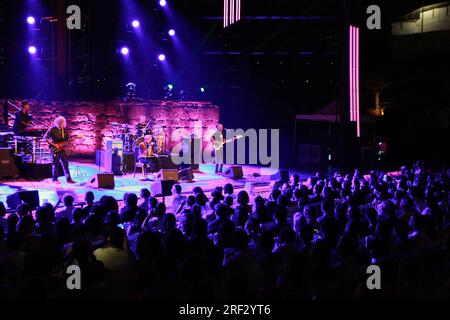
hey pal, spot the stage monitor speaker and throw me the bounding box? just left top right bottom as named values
left=270, top=170, right=290, bottom=183
left=156, top=169, right=179, bottom=182
left=26, top=163, right=54, bottom=180
left=178, top=167, right=194, bottom=181
left=223, top=166, right=243, bottom=180
left=150, top=180, right=176, bottom=197
left=88, top=173, right=115, bottom=189
left=6, top=190, right=40, bottom=210
left=0, top=148, right=19, bottom=178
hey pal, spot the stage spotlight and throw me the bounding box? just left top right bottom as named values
left=168, top=29, right=175, bottom=37
left=164, top=84, right=174, bottom=100
left=27, top=16, right=36, bottom=25
left=158, top=54, right=166, bottom=61
left=159, top=0, right=167, bottom=7
left=120, top=47, right=130, bottom=55
left=200, top=87, right=205, bottom=93
left=125, top=82, right=137, bottom=98
left=132, top=20, right=140, bottom=28
left=28, top=46, right=37, bottom=54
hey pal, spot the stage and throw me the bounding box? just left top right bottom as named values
left=0, top=161, right=307, bottom=211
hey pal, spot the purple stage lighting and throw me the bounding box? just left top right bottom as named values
left=120, top=47, right=129, bottom=55
left=168, top=29, right=175, bottom=37
left=159, top=0, right=167, bottom=7
left=27, top=16, right=36, bottom=25
left=132, top=20, right=140, bottom=28
left=28, top=46, right=37, bottom=54
left=158, top=54, right=166, bottom=61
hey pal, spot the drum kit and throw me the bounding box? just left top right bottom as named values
left=111, top=121, right=167, bottom=155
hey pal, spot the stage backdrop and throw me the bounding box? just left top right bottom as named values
left=7, top=99, right=219, bottom=157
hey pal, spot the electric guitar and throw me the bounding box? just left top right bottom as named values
left=212, top=135, right=243, bottom=151
left=48, top=135, right=84, bottom=154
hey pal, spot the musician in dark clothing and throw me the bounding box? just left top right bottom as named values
left=12, top=101, right=33, bottom=135
left=211, top=123, right=225, bottom=174
left=43, top=116, right=75, bottom=184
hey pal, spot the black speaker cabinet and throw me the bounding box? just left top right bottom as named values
left=6, top=190, right=40, bottom=210
left=0, top=148, right=19, bottom=178
left=150, top=180, right=176, bottom=197
left=158, top=154, right=178, bottom=169
left=88, top=173, right=115, bottom=189
left=223, top=166, right=244, bottom=180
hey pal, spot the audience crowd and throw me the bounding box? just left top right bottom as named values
left=0, top=161, right=449, bottom=300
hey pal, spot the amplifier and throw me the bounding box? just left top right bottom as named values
left=0, top=148, right=19, bottom=178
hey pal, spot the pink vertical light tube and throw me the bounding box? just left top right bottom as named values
left=237, top=0, right=241, bottom=21
left=224, top=0, right=229, bottom=27
left=349, top=26, right=354, bottom=122
left=231, top=0, right=235, bottom=25
left=355, top=27, right=360, bottom=137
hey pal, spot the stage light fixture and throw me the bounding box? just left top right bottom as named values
left=27, top=16, right=36, bottom=25
left=168, top=29, right=175, bottom=36
left=125, top=82, right=137, bottom=98
left=167, top=84, right=174, bottom=90
left=28, top=46, right=37, bottom=54
left=200, top=87, right=205, bottom=93
left=120, top=47, right=130, bottom=55
left=158, top=54, right=166, bottom=61
left=159, top=0, right=167, bottom=7
left=132, top=20, right=140, bottom=28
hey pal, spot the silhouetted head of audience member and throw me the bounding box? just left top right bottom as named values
left=223, top=183, right=234, bottom=196
left=140, top=188, right=151, bottom=200
left=16, top=203, right=31, bottom=217
left=85, top=191, right=95, bottom=205
left=237, top=190, right=249, bottom=205
left=63, top=194, right=74, bottom=207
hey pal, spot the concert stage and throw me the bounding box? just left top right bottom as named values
left=0, top=161, right=302, bottom=211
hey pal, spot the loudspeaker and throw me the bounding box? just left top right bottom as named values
left=88, top=173, right=115, bottom=189
left=178, top=167, right=194, bottom=181
left=223, top=166, right=243, bottom=180
left=0, top=148, right=19, bottom=178
left=270, top=170, right=290, bottom=183
left=150, top=180, right=176, bottom=197
left=158, top=154, right=178, bottom=169
left=156, top=169, right=179, bottom=182
left=26, top=163, right=54, bottom=180
left=6, top=190, right=40, bottom=210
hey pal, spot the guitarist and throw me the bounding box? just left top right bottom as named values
left=211, top=123, right=226, bottom=175
left=44, top=116, right=76, bottom=184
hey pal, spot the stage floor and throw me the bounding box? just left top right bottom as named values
left=0, top=161, right=303, bottom=211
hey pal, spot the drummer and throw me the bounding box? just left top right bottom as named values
left=138, top=134, right=158, bottom=174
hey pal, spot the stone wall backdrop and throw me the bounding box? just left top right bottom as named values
left=7, top=99, right=220, bottom=157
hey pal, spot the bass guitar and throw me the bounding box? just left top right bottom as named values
left=212, top=135, right=243, bottom=151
